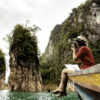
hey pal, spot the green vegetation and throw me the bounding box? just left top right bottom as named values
left=41, top=0, right=100, bottom=84
left=0, top=49, right=5, bottom=72
left=90, top=38, right=100, bottom=64
left=10, top=24, right=40, bottom=65
left=78, top=0, right=92, bottom=10
left=92, top=0, right=100, bottom=4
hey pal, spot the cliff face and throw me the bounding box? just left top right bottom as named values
left=41, top=0, right=100, bottom=84
left=43, top=25, right=62, bottom=61
left=0, top=72, right=5, bottom=90
left=8, top=25, right=42, bottom=92
left=0, top=50, right=6, bottom=90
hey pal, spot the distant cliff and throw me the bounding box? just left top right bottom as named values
left=41, top=0, right=100, bottom=84
left=0, top=50, right=6, bottom=90
left=8, top=25, right=42, bottom=92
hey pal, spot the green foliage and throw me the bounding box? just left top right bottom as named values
left=0, top=49, right=5, bottom=72
left=10, top=24, right=40, bottom=65
left=3, top=34, right=13, bottom=47
left=41, top=0, right=100, bottom=84
left=77, top=0, right=92, bottom=15
left=90, top=39, right=100, bottom=64
left=50, top=25, right=61, bottom=42
left=78, top=0, right=92, bottom=10
left=92, top=0, right=100, bottom=4
left=40, top=60, right=65, bottom=84
left=91, top=49, right=100, bottom=64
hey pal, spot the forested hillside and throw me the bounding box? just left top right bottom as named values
left=41, top=0, right=100, bottom=84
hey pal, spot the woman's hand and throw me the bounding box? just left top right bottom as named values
left=71, top=46, right=79, bottom=54
left=71, top=46, right=76, bottom=51
left=72, top=46, right=80, bottom=63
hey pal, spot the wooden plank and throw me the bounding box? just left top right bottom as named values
left=69, top=73, right=100, bottom=92
left=69, top=64, right=100, bottom=76
left=68, top=64, right=100, bottom=99
left=68, top=64, right=100, bottom=92
left=75, top=81, right=100, bottom=92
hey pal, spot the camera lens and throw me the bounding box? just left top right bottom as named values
left=73, top=41, right=77, bottom=48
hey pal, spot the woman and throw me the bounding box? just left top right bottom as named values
left=52, top=36, right=95, bottom=97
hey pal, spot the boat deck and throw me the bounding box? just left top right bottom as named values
left=68, top=64, right=100, bottom=100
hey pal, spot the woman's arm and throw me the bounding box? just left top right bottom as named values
left=72, top=47, right=80, bottom=63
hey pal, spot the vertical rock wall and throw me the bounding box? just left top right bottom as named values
left=8, top=25, right=42, bottom=92
left=0, top=50, right=6, bottom=90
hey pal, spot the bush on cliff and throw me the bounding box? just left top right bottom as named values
left=0, top=49, right=5, bottom=72
left=10, top=24, right=40, bottom=65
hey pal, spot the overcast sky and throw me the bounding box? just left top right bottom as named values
left=0, top=0, right=87, bottom=54
left=0, top=0, right=87, bottom=83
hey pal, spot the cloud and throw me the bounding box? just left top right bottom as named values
left=0, top=0, right=86, bottom=53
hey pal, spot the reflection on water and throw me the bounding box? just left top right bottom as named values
left=0, top=90, right=79, bottom=100
left=0, top=90, right=10, bottom=100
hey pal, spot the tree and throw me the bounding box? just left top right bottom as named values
left=9, top=24, right=41, bottom=65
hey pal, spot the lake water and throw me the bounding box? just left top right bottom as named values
left=0, top=90, right=80, bottom=100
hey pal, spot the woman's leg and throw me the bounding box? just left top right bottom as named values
left=53, top=68, right=75, bottom=93
left=59, top=69, right=75, bottom=92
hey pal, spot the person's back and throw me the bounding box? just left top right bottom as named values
left=76, top=46, right=95, bottom=69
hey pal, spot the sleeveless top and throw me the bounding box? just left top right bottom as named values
left=76, top=46, right=95, bottom=69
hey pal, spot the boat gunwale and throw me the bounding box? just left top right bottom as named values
left=68, top=64, right=100, bottom=76
left=74, top=81, right=100, bottom=92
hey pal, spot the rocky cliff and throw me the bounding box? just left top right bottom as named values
left=0, top=50, right=6, bottom=90
left=41, top=0, right=100, bottom=84
left=8, top=25, right=42, bottom=92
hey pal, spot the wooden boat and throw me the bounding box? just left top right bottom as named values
left=68, top=64, right=100, bottom=100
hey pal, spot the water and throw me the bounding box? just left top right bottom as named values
left=0, top=90, right=80, bottom=100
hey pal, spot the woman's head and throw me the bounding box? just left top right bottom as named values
left=76, top=36, right=88, bottom=47
left=73, top=36, right=88, bottom=48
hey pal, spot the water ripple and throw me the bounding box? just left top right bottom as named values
left=0, top=90, right=79, bottom=100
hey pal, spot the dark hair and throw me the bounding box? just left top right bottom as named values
left=76, top=38, right=86, bottom=47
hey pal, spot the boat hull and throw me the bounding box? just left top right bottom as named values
left=68, top=64, right=100, bottom=100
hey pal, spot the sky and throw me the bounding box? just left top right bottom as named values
left=0, top=0, right=86, bottom=83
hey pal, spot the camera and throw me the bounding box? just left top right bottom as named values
left=71, top=40, right=78, bottom=48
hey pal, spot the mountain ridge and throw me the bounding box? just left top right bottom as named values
left=41, top=0, right=100, bottom=84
